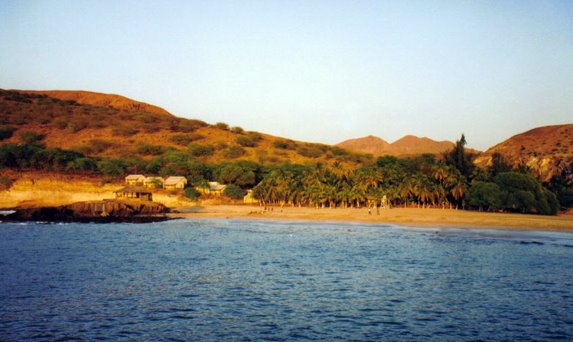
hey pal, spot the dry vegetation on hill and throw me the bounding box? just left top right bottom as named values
left=0, top=89, right=371, bottom=166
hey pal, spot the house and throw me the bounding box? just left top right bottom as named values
left=197, top=181, right=227, bottom=195
left=144, top=176, right=164, bottom=189
left=115, top=186, right=153, bottom=201
left=125, top=174, right=145, bottom=186
left=163, top=176, right=188, bottom=190
left=243, top=189, right=257, bottom=204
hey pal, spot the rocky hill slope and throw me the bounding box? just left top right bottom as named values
left=474, top=124, right=573, bottom=181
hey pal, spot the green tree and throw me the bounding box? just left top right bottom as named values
left=466, top=181, right=502, bottom=211
left=223, top=184, right=246, bottom=199
left=215, top=162, right=258, bottom=188
left=184, top=187, right=201, bottom=200
left=445, top=134, right=474, bottom=179
left=98, top=159, right=127, bottom=178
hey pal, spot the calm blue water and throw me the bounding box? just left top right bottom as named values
left=1, top=219, right=573, bottom=341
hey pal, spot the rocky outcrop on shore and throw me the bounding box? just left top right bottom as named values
left=2, top=200, right=170, bottom=223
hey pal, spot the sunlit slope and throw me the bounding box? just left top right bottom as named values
left=0, top=89, right=370, bottom=166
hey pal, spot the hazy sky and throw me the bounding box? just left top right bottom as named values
left=1, top=0, right=572, bottom=150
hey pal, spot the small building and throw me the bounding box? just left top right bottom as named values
left=115, top=186, right=153, bottom=201
left=144, top=176, right=164, bottom=189
left=243, top=189, right=257, bottom=204
left=125, top=174, right=145, bottom=186
left=164, top=176, right=188, bottom=190
left=197, top=181, right=227, bottom=195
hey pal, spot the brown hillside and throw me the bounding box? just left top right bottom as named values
left=337, top=135, right=390, bottom=156
left=474, top=124, right=573, bottom=181
left=337, top=134, right=454, bottom=157
left=0, top=89, right=371, bottom=167
left=391, top=135, right=454, bottom=156
left=19, top=90, right=173, bottom=117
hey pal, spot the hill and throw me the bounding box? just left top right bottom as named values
left=337, top=134, right=454, bottom=157
left=0, top=89, right=371, bottom=166
left=335, top=135, right=390, bottom=156
left=20, top=90, right=173, bottom=117
left=474, top=124, right=573, bottom=181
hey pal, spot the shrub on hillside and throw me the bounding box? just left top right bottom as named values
left=272, top=139, right=297, bottom=150
left=19, top=131, right=45, bottom=144
left=169, top=133, right=204, bottom=146
left=67, top=118, right=89, bottom=132
left=136, top=143, right=168, bottom=156
left=231, top=126, right=244, bottom=134
left=53, top=118, right=68, bottom=129
left=248, top=131, right=263, bottom=142
left=112, top=125, right=139, bottom=137
left=0, top=126, right=16, bottom=141
left=236, top=135, right=256, bottom=147
left=224, top=146, right=246, bottom=159
left=169, top=134, right=192, bottom=146
left=215, top=122, right=229, bottom=130
left=142, top=124, right=161, bottom=133
left=188, top=144, right=214, bottom=157
left=173, top=119, right=208, bottom=133
left=297, top=144, right=324, bottom=158
left=80, top=139, right=114, bottom=154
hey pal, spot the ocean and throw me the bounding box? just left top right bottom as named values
left=1, top=219, right=572, bottom=340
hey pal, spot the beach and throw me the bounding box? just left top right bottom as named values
left=172, top=205, right=573, bottom=232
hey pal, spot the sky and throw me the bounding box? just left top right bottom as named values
left=1, top=0, right=572, bottom=150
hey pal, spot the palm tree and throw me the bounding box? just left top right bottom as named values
left=450, top=179, right=468, bottom=209
left=397, top=180, right=412, bottom=208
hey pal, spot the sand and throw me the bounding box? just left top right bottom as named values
left=2, top=172, right=572, bottom=232
left=171, top=205, right=573, bottom=232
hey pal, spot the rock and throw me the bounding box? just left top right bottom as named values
left=4, top=200, right=171, bottom=223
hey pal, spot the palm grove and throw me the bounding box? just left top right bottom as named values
left=0, top=129, right=571, bottom=215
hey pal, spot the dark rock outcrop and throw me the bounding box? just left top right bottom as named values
left=3, top=200, right=170, bottom=223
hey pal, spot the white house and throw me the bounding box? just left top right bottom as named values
left=197, top=181, right=227, bottom=195
left=125, top=174, right=145, bottom=186
left=163, top=176, right=188, bottom=190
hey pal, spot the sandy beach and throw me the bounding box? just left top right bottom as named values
left=171, top=205, right=573, bottom=232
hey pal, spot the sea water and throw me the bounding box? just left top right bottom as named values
left=1, top=219, right=572, bottom=340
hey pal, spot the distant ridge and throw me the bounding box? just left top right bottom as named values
left=336, top=135, right=390, bottom=156
left=337, top=134, right=454, bottom=157
left=18, top=90, right=173, bottom=117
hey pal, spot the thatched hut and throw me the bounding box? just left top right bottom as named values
left=115, top=186, right=153, bottom=201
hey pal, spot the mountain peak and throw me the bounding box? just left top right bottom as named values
left=337, top=135, right=454, bottom=157
left=337, top=135, right=390, bottom=156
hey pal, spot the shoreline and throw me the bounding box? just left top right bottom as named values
left=170, top=205, right=573, bottom=233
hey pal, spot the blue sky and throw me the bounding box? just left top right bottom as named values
left=1, top=0, right=572, bottom=150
